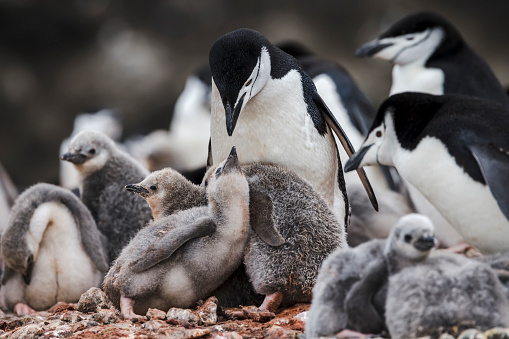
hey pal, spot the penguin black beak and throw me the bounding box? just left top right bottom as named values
left=225, top=94, right=246, bottom=136
left=344, top=144, right=373, bottom=172
left=355, top=40, right=394, bottom=58
left=414, top=235, right=437, bottom=252
left=61, top=152, right=87, bottom=165
left=23, top=254, right=34, bottom=285
left=125, top=184, right=150, bottom=197
left=222, top=146, right=241, bottom=174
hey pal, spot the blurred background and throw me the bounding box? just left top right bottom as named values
left=1, top=0, right=508, bottom=188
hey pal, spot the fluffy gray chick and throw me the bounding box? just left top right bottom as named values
left=238, top=163, right=344, bottom=312
left=1, top=183, right=108, bottom=315
left=61, top=130, right=152, bottom=262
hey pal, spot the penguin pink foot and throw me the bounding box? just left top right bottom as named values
left=120, top=295, right=145, bottom=321
left=14, top=303, right=36, bottom=316
left=337, top=329, right=374, bottom=338
left=259, top=291, right=283, bottom=313
left=439, top=241, right=482, bottom=257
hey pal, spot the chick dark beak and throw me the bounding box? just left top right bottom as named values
left=222, top=146, right=241, bottom=174
left=344, top=144, right=373, bottom=172
left=414, top=235, right=436, bottom=252
left=355, top=40, right=394, bottom=58
left=23, top=255, right=34, bottom=285
left=225, top=94, right=245, bottom=136
left=125, top=184, right=150, bottom=197
left=61, top=152, right=87, bottom=165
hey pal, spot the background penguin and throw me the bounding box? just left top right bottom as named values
left=208, top=162, right=344, bottom=312
left=356, top=11, right=509, bottom=106
left=305, top=236, right=386, bottom=338
left=61, top=130, right=152, bottom=262
left=377, top=216, right=509, bottom=338
left=344, top=92, right=509, bottom=254
left=1, top=183, right=109, bottom=316
left=208, top=28, right=377, bottom=231
left=103, top=147, right=281, bottom=318
left=284, top=48, right=411, bottom=246
left=59, top=108, right=123, bottom=191
left=356, top=11, right=509, bottom=249
left=0, top=162, right=18, bottom=234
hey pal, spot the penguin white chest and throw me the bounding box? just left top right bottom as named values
left=390, top=63, right=444, bottom=96
left=395, top=137, right=509, bottom=253
left=211, top=71, right=340, bottom=210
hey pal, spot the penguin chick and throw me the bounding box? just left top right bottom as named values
left=1, top=183, right=109, bottom=315
left=61, top=130, right=152, bottom=262
left=381, top=217, right=509, bottom=338
left=305, top=238, right=386, bottom=338
left=125, top=167, right=207, bottom=220
left=218, top=163, right=344, bottom=312
left=356, top=11, right=509, bottom=106
left=103, top=147, right=282, bottom=318
left=345, top=92, right=509, bottom=253
left=208, top=28, right=377, bottom=230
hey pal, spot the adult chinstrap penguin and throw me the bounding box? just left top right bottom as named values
left=344, top=92, right=509, bottom=254
left=208, top=28, right=377, bottom=231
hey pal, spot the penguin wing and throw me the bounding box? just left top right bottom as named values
left=129, top=216, right=216, bottom=273
left=468, top=143, right=509, bottom=221
left=344, top=258, right=387, bottom=333
left=249, top=190, right=285, bottom=246
left=312, top=92, right=378, bottom=211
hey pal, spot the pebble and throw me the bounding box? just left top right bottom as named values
left=146, top=308, right=166, bottom=320
left=77, top=287, right=112, bottom=313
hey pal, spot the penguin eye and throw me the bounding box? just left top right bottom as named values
left=404, top=234, right=412, bottom=243
left=215, top=167, right=222, bottom=175
left=204, top=180, right=208, bottom=187
left=150, top=185, right=157, bottom=191
left=405, top=35, right=414, bottom=41
left=376, top=130, right=382, bottom=138
left=88, top=148, right=96, bottom=154
left=245, top=79, right=252, bottom=87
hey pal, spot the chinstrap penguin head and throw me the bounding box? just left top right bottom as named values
left=385, top=213, right=436, bottom=263
left=356, top=11, right=462, bottom=66
left=209, top=28, right=273, bottom=136
left=61, top=130, right=114, bottom=176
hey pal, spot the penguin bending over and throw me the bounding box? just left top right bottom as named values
left=356, top=11, right=509, bottom=106
left=208, top=28, right=377, bottom=231
left=345, top=92, right=509, bottom=254
left=103, top=148, right=282, bottom=318
left=61, top=130, right=152, bottom=262
left=203, top=162, right=344, bottom=312
left=1, top=183, right=108, bottom=315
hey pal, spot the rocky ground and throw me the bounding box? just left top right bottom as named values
left=2, top=288, right=509, bottom=339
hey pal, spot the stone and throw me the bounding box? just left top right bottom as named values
left=458, top=329, right=488, bottom=339
left=166, top=308, right=200, bottom=325
left=196, top=297, right=218, bottom=326
left=146, top=308, right=166, bottom=320
left=143, top=319, right=167, bottom=331
left=485, top=327, right=509, bottom=339
left=264, top=325, right=299, bottom=339
left=77, top=287, right=112, bottom=313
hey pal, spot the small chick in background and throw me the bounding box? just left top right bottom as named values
left=1, top=183, right=108, bottom=316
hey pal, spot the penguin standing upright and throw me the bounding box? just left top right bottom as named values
left=208, top=28, right=377, bottom=231
left=61, top=130, right=152, bottom=261
left=345, top=92, right=509, bottom=254
left=356, top=11, right=509, bottom=106
left=1, top=183, right=109, bottom=316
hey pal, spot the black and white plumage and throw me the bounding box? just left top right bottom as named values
left=61, top=130, right=152, bottom=262
left=237, top=163, right=343, bottom=310
left=1, top=183, right=108, bottom=315
left=356, top=11, right=509, bottom=106
left=103, top=147, right=279, bottom=318
left=208, top=28, right=377, bottom=230
left=345, top=92, right=509, bottom=253
left=305, top=237, right=386, bottom=338
left=0, top=162, right=18, bottom=236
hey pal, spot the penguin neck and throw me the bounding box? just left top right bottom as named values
left=207, top=180, right=249, bottom=236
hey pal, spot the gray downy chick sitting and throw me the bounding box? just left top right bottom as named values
left=1, top=183, right=109, bottom=316
left=345, top=214, right=509, bottom=339
left=61, top=130, right=152, bottom=262
left=103, top=147, right=283, bottom=319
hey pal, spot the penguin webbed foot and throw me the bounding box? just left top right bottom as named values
left=13, top=303, right=36, bottom=316
left=258, top=291, right=283, bottom=313
left=120, top=295, right=146, bottom=321
left=336, top=329, right=377, bottom=338
left=437, top=241, right=482, bottom=257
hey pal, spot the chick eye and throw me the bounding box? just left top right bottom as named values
left=376, top=130, right=382, bottom=138
left=406, top=36, right=414, bottom=41
left=204, top=180, right=208, bottom=187
left=245, top=79, right=252, bottom=87
left=150, top=185, right=157, bottom=191
left=215, top=167, right=222, bottom=175
left=404, top=234, right=412, bottom=243
left=88, top=148, right=96, bottom=154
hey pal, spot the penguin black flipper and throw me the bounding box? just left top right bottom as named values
left=129, top=216, right=217, bottom=273
left=312, top=92, right=378, bottom=211
left=249, top=189, right=285, bottom=247
left=469, top=143, right=509, bottom=221
left=344, top=258, right=388, bottom=333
